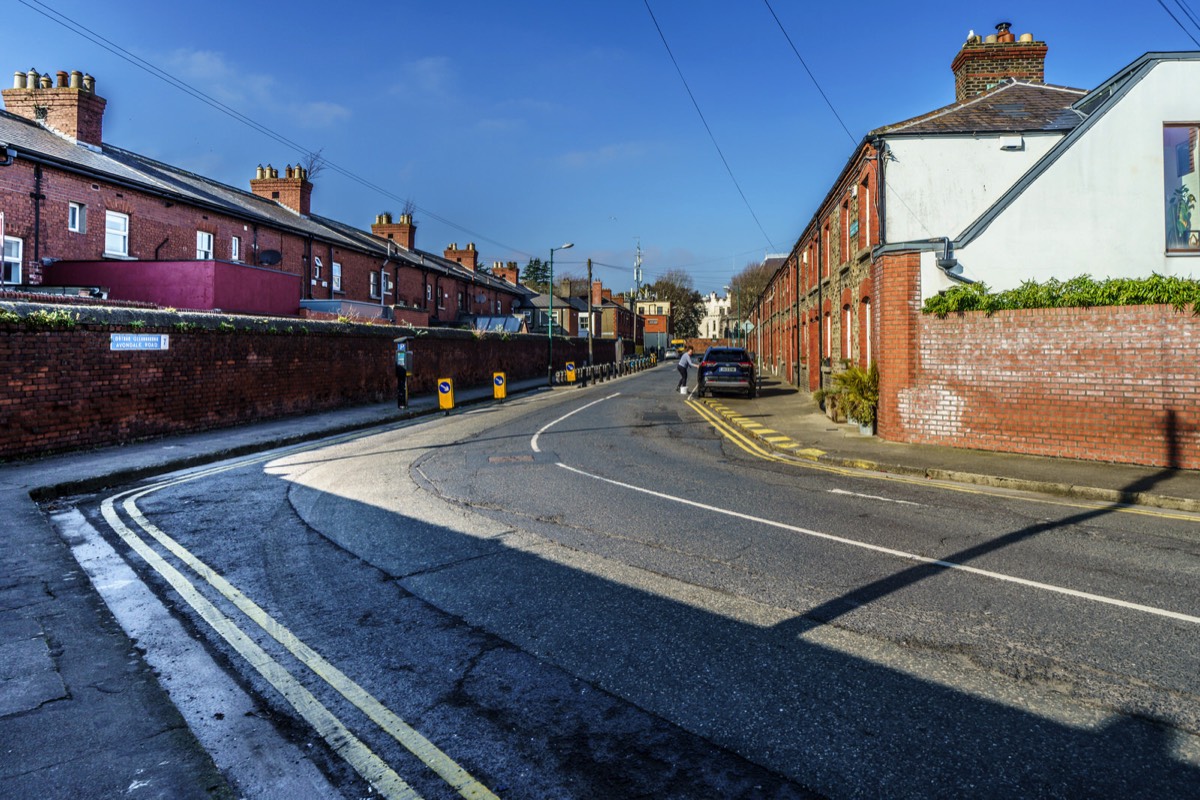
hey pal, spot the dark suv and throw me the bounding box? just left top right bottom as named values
left=697, top=346, right=757, bottom=398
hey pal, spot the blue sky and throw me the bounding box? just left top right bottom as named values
left=8, top=1, right=1195, bottom=294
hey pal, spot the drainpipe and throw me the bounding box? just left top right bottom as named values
left=30, top=164, right=44, bottom=269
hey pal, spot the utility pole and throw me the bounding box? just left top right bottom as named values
left=633, top=238, right=643, bottom=298
left=587, top=257, right=594, bottom=367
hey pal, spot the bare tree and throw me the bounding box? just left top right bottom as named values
left=299, top=148, right=326, bottom=181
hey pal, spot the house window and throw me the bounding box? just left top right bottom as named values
left=425, top=283, right=432, bottom=304
left=196, top=231, right=214, bottom=259
left=104, top=211, right=129, bottom=257
left=332, top=261, right=342, bottom=292
left=861, top=179, right=871, bottom=248
left=231, top=236, right=241, bottom=261
left=861, top=297, right=872, bottom=364
left=457, top=291, right=465, bottom=311
left=495, top=299, right=501, bottom=314
left=1165, top=124, right=1200, bottom=251
left=369, top=271, right=380, bottom=299
left=842, top=304, right=852, bottom=360
left=313, top=256, right=322, bottom=279
left=68, top=202, right=86, bottom=233
left=2, top=236, right=23, bottom=284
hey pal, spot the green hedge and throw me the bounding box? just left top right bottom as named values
left=923, top=274, right=1200, bottom=318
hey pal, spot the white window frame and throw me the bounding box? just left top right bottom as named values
left=332, top=261, right=343, bottom=293
left=313, top=255, right=322, bottom=279
left=196, top=230, right=214, bottom=260
left=2, top=236, right=23, bottom=284
left=369, top=270, right=380, bottom=299
left=105, top=211, right=129, bottom=257
left=68, top=202, right=86, bottom=233
left=231, top=236, right=241, bottom=262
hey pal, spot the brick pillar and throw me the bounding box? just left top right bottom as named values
left=873, top=252, right=921, bottom=440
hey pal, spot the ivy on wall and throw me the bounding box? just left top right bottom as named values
left=923, top=274, right=1200, bottom=318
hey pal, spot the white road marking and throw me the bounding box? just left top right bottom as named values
left=97, top=438, right=501, bottom=800
left=829, top=488, right=921, bottom=506
left=554, top=463, right=1200, bottom=626
left=530, top=393, right=620, bottom=453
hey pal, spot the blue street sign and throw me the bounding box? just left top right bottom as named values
left=494, top=374, right=505, bottom=386
left=438, top=381, right=451, bottom=394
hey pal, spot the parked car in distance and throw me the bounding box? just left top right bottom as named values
left=697, top=346, right=757, bottom=398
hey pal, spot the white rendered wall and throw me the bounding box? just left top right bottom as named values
left=952, top=59, right=1200, bottom=293
left=885, top=133, right=1063, bottom=245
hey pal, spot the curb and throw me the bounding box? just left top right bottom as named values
left=701, top=400, right=1200, bottom=515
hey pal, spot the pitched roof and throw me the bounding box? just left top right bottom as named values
left=0, top=109, right=520, bottom=293
left=875, top=80, right=1087, bottom=136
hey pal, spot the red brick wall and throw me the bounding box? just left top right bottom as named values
left=890, top=305, right=1200, bottom=469
left=0, top=319, right=616, bottom=459
left=874, top=253, right=921, bottom=436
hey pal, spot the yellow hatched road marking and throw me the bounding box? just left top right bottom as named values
left=686, top=400, right=1200, bottom=523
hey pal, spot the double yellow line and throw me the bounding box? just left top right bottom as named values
left=100, top=445, right=498, bottom=800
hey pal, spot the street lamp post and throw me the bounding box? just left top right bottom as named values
left=548, top=242, right=574, bottom=386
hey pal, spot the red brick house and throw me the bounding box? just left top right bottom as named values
left=0, top=67, right=524, bottom=324
left=750, top=25, right=1200, bottom=469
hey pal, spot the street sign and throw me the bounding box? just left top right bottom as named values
left=565, top=361, right=576, bottom=383
left=741, top=321, right=755, bottom=333
left=110, top=333, right=170, bottom=351
left=493, top=372, right=507, bottom=401
left=438, top=378, right=455, bottom=411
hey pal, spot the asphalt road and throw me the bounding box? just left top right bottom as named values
left=65, top=367, right=1200, bottom=798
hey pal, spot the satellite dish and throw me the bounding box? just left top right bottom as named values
left=259, top=249, right=282, bottom=266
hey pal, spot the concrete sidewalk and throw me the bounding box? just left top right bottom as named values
left=697, top=375, right=1200, bottom=514
left=3, top=365, right=1197, bottom=797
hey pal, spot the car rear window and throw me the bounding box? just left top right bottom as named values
left=704, top=349, right=748, bottom=363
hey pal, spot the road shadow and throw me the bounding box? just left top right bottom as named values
left=127, top=403, right=1200, bottom=797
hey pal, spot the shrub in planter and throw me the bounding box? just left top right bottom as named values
left=832, top=362, right=878, bottom=428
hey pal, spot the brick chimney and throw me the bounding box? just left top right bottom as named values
left=371, top=212, right=416, bottom=250
left=250, top=164, right=313, bottom=216
left=3, top=69, right=107, bottom=147
left=444, top=242, right=478, bottom=271
left=591, top=280, right=604, bottom=306
left=951, top=22, right=1047, bottom=102
left=493, top=261, right=519, bottom=284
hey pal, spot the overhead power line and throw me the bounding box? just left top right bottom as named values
left=642, top=0, right=777, bottom=252
left=762, top=0, right=857, bottom=145
left=16, top=0, right=532, bottom=257
left=1158, top=0, right=1200, bottom=45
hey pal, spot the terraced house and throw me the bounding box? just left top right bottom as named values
left=751, top=23, right=1200, bottom=468
left=0, top=67, right=525, bottom=324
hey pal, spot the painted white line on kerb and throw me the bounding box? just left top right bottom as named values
left=531, top=393, right=620, bottom=453
left=829, top=488, right=922, bottom=507
left=555, top=463, right=1200, bottom=626
left=100, top=495, right=421, bottom=800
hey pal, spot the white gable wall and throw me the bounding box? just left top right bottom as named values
left=884, top=133, right=1064, bottom=244
left=951, top=59, right=1200, bottom=295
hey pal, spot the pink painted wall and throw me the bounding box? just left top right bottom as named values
left=43, top=260, right=299, bottom=316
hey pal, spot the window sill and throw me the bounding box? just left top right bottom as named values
left=103, top=252, right=136, bottom=261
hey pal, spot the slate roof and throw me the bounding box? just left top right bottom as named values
left=875, top=80, right=1087, bottom=136
left=0, top=109, right=519, bottom=293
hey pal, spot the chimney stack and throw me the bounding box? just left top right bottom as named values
left=444, top=242, right=478, bottom=271
left=249, top=163, right=313, bottom=216
left=493, top=261, right=520, bottom=284
left=950, top=23, right=1047, bottom=102
left=371, top=212, right=416, bottom=250
left=3, top=67, right=107, bottom=146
